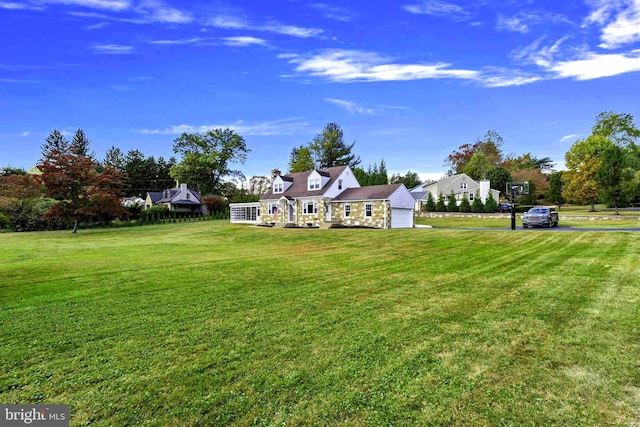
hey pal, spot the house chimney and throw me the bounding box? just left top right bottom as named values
left=181, top=183, right=187, bottom=193
left=480, top=179, right=490, bottom=203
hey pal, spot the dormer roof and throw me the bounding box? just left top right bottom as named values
left=262, top=165, right=349, bottom=199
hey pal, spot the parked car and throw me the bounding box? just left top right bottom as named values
left=522, top=206, right=559, bottom=228
left=498, top=202, right=512, bottom=213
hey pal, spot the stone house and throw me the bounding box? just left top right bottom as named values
left=230, top=166, right=414, bottom=229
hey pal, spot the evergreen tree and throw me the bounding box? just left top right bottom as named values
left=309, top=122, right=360, bottom=169
left=447, top=190, right=459, bottom=212
left=548, top=171, right=566, bottom=207
left=471, top=191, right=484, bottom=212
left=71, top=128, right=94, bottom=158
left=435, top=192, right=446, bottom=212
left=288, top=145, right=314, bottom=173
left=484, top=191, right=498, bottom=212
left=41, top=129, right=69, bottom=158
left=424, top=192, right=436, bottom=212
left=459, top=194, right=471, bottom=212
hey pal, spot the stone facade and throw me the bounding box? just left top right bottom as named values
left=331, top=201, right=390, bottom=228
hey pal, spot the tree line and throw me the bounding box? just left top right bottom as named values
left=1, top=111, right=639, bottom=231
left=0, top=127, right=251, bottom=232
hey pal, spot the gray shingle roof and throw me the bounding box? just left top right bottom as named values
left=261, top=165, right=348, bottom=200
left=332, top=184, right=402, bottom=201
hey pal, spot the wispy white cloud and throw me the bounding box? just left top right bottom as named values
left=309, top=3, right=352, bottom=22
left=0, top=1, right=44, bottom=9
left=280, top=49, right=479, bottom=82
left=598, top=0, right=640, bottom=48
left=149, top=36, right=268, bottom=47
left=93, top=44, right=134, bottom=54
left=221, top=36, right=269, bottom=47
left=402, top=0, right=471, bottom=21
left=84, top=21, right=109, bottom=29
left=550, top=50, right=640, bottom=80
left=135, top=0, right=191, bottom=24
left=41, top=0, right=131, bottom=12
left=14, top=0, right=191, bottom=24
left=136, top=119, right=310, bottom=136
left=208, top=14, right=323, bottom=38
left=325, top=98, right=375, bottom=115
left=496, top=11, right=572, bottom=34
left=559, top=134, right=581, bottom=142
left=150, top=37, right=214, bottom=45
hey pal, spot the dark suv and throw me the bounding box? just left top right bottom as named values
left=523, top=207, right=559, bottom=228
left=498, top=202, right=512, bottom=213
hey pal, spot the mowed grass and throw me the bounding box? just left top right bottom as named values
left=416, top=212, right=640, bottom=229
left=1, top=222, right=640, bottom=426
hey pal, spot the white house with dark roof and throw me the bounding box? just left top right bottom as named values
left=410, top=173, right=500, bottom=211
left=229, top=165, right=415, bottom=228
left=145, top=183, right=204, bottom=213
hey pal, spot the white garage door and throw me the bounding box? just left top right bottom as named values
left=391, top=208, right=413, bottom=228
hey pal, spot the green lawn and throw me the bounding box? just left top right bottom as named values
left=2, top=222, right=640, bottom=426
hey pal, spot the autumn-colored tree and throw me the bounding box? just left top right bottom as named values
left=445, top=129, right=504, bottom=175
left=38, top=131, right=127, bottom=232
left=563, top=135, right=613, bottom=211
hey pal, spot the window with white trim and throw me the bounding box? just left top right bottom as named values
left=308, top=178, right=321, bottom=190
left=460, top=182, right=467, bottom=189
left=338, top=179, right=343, bottom=190
left=268, top=203, right=278, bottom=215
left=469, top=192, right=474, bottom=201
left=344, top=204, right=351, bottom=217
left=303, top=201, right=317, bottom=214
left=365, top=203, right=372, bottom=217
left=273, top=183, right=283, bottom=193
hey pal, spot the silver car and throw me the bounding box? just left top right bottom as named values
left=523, top=207, right=559, bottom=228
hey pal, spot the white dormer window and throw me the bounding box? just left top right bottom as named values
left=273, top=183, right=283, bottom=193
left=308, top=177, right=321, bottom=190
left=460, top=182, right=467, bottom=189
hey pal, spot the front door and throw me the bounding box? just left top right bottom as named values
left=289, top=204, right=294, bottom=222
left=325, top=202, right=331, bottom=221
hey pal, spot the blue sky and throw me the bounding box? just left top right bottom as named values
left=2, top=0, right=640, bottom=181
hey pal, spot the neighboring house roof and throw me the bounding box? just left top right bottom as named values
left=147, top=192, right=163, bottom=204
left=332, top=184, right=403, bottom=201
left=411, top=191, right=427, bottom=201
left=424, top=173, right=477, bottom=195
left=261, top=165, right=349, bottom=200
left=147, top=184, right=202, bottom=206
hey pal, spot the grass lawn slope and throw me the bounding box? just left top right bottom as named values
left=1, top=222, right=640, bottom=425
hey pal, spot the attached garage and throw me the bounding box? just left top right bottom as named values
left=391, top=208, right=414, bottom=228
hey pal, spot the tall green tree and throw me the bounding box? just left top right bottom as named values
left=390, top=171, right=422, bottom=189
left=547, top=171, right=565, bottom=207
left=471, top=191, right=484, bottom=212
left=309, top=122, right=360, bottom=169
left=563, top=135, right=613, bottom=211
left=40, top=129, right=69, bottom=158
left=103, top=146, right=126, bottom=172
left=435, top=192, right=446, bottom=212
left=447, top=190, right=459, bottom=212
left=485, top=167, right=512, bottom=197
left=484, top=192, right=498, bottom=213
left=288, top=145, right=315, bottom=173
left=72, top=128, right=94, bottom=158
left=596, top=144, right=635, bottom=214
left=171, top=128, right=250, bottom=195
left=424, top=192, right=436, bottom=212
left=592, top=111, right=640, bottom=147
